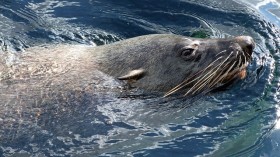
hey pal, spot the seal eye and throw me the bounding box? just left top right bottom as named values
left=182, top=49, right=194, bottom=56
left=180, top=48, right=196, bottom=60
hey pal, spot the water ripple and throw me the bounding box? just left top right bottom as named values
left=0, top=0, right=280, bottom=156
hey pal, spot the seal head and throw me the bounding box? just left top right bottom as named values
left=92, top=34, right=254, bottom=96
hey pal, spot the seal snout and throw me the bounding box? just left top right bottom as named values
left=235, top=36, right=255, bottom=56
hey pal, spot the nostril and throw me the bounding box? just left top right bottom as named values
left=246, top=45, right=253, bottom=56
left=235, top=36, right=255, bottom=56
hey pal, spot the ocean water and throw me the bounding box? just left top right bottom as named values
left=0, top=0, right=280, bottom=157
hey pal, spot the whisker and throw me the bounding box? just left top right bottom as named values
left=184, top=51, right=237, bottom=96
left=190, top=71, right=218, bottom=95
left=192, top=48, right=252, bottom=96
left=165, top=47, right=250, bottom=97
left=207, top=61, right=233, bottom=89
left=164, top=56, right=225, bottom=97
left=164, top=79, right=191, bottom=97
left=209, top=61, right=237, bottom=89
left=203, top=56, right=223, bottom=72
left=237, top=55, right=242, bottom=68
left=244, top=54, right=247, bottom=65
left=208, top=70, right=224, bottom=88
left=191, top=60, right=234, bottom=95
left=184, top=63, right=222, bottom=96
left=164, top=71, right=203, bottom=97
left=238, top=53, right=247, bottom=70
left=184, top=57, right=232, bottom=96
left=243, top=49, right=251, bottom=59
left=215, top=50, right=227, bottom=57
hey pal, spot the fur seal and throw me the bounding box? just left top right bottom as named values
left=0, top=34, right=255, bottom=149
left=0, top=34, right=254, bottom=97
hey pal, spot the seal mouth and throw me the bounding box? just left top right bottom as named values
left=164, top=36, right=254, bottom=97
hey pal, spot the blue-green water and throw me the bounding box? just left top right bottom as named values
left=0, top=0, right=280, bottom=156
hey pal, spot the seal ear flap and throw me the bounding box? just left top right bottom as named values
left=118, top=68, right=146, bottom=81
